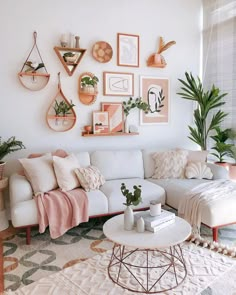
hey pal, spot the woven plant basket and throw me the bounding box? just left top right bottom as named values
left=0, top=162, right=6, bottom=180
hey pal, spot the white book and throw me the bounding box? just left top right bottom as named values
left=134, top=209, right=175, bottom=227
left=145, top=218, right=175, bottom=233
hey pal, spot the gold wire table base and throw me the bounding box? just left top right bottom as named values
left=108, top=243, right=187, bottom=293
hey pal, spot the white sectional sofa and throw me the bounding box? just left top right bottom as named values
left=9, top=149, right=231, bottom=244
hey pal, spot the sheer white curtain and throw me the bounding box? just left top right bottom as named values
left=202, top=0, right=236, bottom=131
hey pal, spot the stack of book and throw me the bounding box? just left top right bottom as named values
left=134, top=209, right=175, bottom=233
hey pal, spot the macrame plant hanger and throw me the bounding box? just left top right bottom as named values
left=18, top=31, right=50, bottom=91
left=46, top=72, right=76, bottom=132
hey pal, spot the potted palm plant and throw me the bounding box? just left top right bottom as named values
left=210, top=127, right=233, bottom=167
left=0, top=136, right=25, bottom=179
left=177, top=72, right=228, bottom=150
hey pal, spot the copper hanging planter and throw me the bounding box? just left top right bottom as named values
left=18, top=31, right=50, bottom=91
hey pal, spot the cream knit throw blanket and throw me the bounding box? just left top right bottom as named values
left=178, top=179, right=236, bottom=235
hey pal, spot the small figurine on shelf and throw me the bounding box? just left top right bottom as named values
left=75, top=36, right=80, bottom=48
left=60, top=34, right=68, bottom=47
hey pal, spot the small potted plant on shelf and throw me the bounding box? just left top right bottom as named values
left=81, top=75, right=99, bottom=93
left=121, top=182, right=142, bottom=230
left=53, top=100, right=75, bottom=125
left=210, top=127, right=233, bottom=167
left=122, top=97, right=151, bottom=133
left=0, top=136, right=25, bottom=179
left=63, top=52, right=78, bottom=63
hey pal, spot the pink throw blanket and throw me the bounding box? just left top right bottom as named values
left=34, top=188, right=89, bottom=239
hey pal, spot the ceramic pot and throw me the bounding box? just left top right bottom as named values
left=229, top=164, right=236, bottom=180
left=0, top=162, right=6, bottom=180
left=124, top=206, right=134, bottom=230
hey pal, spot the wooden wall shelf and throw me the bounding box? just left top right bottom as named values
left=54, top=47, right=87, bottom=76
left=82, top=132, right=139, bottom=137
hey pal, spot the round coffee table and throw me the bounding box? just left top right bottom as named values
left=103, top=213, right=191, bottom=294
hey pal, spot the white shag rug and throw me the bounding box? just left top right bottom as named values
left=5, top=242, right=236, bottom=295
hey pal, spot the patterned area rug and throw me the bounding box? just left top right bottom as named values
left=4, top=243, right=236, bottom=295
left=3, top=216, right=236, bottom=294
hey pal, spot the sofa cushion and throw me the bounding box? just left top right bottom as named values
left=152, top=150, right=188, bottom=179
left=53, top=153, right=81, bottom=191
left=73, top=152, right=91, bottom=167
left=74, top=166, right=105, bottom=192
left=99, top=178, right=165, bottom=213
left=90, top=150, right=144, bottom=180
left=185, top=162, right=213, bottom=180
left=19, top=154, right=58, bottom=194
left=86, top=190, right=109, bottom=216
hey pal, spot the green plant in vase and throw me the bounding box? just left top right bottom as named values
left=53, top=100, right=75, bottom=125
left=122, top=97, right=151, bottom=133
left=121, top=182, right=142, bottom=230
left=177, top=72, right=228, bottom=150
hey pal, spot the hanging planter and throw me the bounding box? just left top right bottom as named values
left=18, top=31, right=50, bottom=91
left=46, top=73, right=76, bottom=132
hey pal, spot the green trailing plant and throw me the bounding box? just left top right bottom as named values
left=122, top=97, right=151, bottom=117
left=81, top=75, right=99, bottom=88
left=121, top=183, right=142, bottom=206
left=177, top=72, right=228, bottom=150
left=25, top=61, right=45, bottom=73
left=53, top=100, right=75, bottom=116
left=210, top=127, right=233, bottom=163
left=0, top=136, right=25, bottom=162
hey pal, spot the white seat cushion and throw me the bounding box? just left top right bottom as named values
left=86, top=190, right=108, bottom=216
left=100, top=178, right=166, bottom=213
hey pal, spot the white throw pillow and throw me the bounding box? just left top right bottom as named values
left=152, top=150, right=188, bottom=179
left=74, top=166, right=105, bottom=192
left=19, top=154, right=58, bottom=194
left=185, top=162, right=213, bottom=179
left=53, top=153, right=80, bottom=191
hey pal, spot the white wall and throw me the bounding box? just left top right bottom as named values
left=0, top=0, right=202, bottom=176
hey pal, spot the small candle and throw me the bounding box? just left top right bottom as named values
left=60, top=34, right=67, bottom=47
left=150, top=201, right=161, bottom=217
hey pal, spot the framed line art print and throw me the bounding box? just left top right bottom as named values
left=140, top=76, right=169, bottom=125
left=103, top=72, right=134, bottom=96
left=117, top=33, right=139, bottom=67
left=93, top=111, right=109, bottom=134
left=101, top=102, right=124, bottom=133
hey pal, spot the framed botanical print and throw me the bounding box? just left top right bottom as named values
left=140, top=76, right=169, bottom=124
left=93, top=111, right=109, bottom=134
left=117, top=33, right=139, bottom=67
left=101, top=102, right=124, bottom=133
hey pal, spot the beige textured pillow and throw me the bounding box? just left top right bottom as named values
left=74, top=166, right=105, bottom=192
left=176, top=148, right=208, bottom=163
left=19, top=154, right=58, bottom=194
left=53, top=153, right=80, bottom=191
left=185, top=162, right=213, bottom=179
left=152, top=150, right=188, bottom=179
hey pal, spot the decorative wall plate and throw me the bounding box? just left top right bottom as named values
left=92, top=41, right=113, bottom=63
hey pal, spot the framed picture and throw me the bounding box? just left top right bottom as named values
left=93, top=111, right=109, bottom=134
left=117, top=33, right=139, bottom=67
left=140, top=76, right=169, bottom=125
left=101, top=102, right=124, bottom=133
left=103, top=71, right=134, bottom=96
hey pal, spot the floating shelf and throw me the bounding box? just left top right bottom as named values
left=82, top=132, right=139, bottom=137
left=54, top=46, right=87, bottom=76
